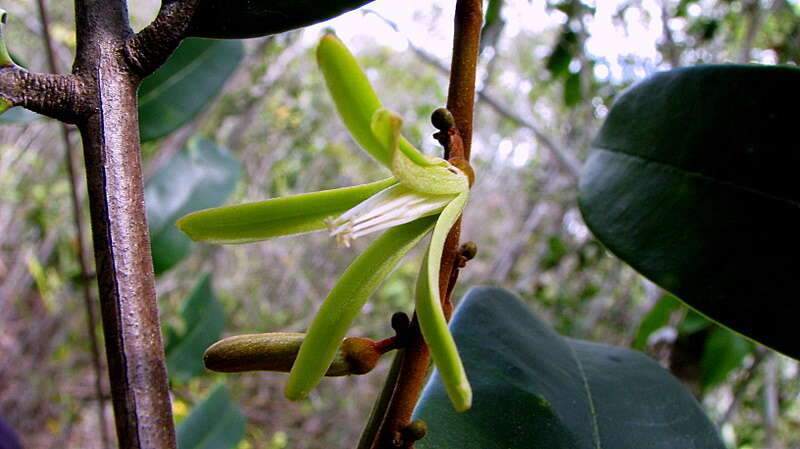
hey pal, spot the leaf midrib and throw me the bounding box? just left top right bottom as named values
left=592, top=147, right=800, bottom=208
left=565, top=339, right=601, bottom=449
left=139, top=42, right=222, bottom=106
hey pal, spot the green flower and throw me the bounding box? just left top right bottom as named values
left=177, top=34, right=472, bottom=412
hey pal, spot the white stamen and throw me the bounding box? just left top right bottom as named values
left=325, top=184, right=454, bottom=247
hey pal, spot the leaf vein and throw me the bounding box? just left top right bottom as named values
left=591, top=147, right=800, bottom=209
left=566, top=340, right=601, bottom=449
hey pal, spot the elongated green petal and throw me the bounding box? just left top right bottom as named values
left=176, top=178, right=397, bottom=244
left=317, top=34, right=390, bottom=166
left=370, top=108, right=434, bottom=168
left=398, top=137, right=435, bottom=166
left=369, top=108, right=468, bottom=194
left=416, top=191, right=471, bottom=412
left=0, top=10, right=14, bottom=68
left=370, top=108, right=401, bottom=157
left=285, top=216, right=437, bottom=400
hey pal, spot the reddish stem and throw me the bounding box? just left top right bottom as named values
left=367, top=1, right=483, bottom=448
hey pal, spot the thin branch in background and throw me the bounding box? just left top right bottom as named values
left=490, top=168, right=561, bottom=281
left=659, top=0, right=681, bottom=68
left=763, top=354, right=779, bottom=449
left=738, top=0, right=762, bottom=63
left=718, top=347, right=768, bottom=427
left=364, top=10, right=581, bottom=181
left=35, top=1, right=110, bottom=447
left=738, top=0, right=782, bottom=63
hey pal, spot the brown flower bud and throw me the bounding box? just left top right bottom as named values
left=203, top=333, right=381, bottom=376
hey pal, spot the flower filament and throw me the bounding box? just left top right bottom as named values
left=325, top=183, right=455, bottom=247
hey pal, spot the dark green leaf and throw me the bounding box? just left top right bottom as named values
left=146, top=136, right=241, bottom=275
left=188, top=0, right=375, bottom=39
left=563, top=71, right=582, bottom=106
left=545, top=29, right=577, bottom=78
left=414, top=286, right=725, bottom=449
left=540, top=235, right=568, bottom=270
left=177, top=384, right=245, bottom=449
left=689, top=18, right=720, bottom=42
left=701, top=327, right=752, bottom=391
left=166, top=274, right=225, bottom=383
left=579, top=65, right=800, bottom=359
left=0, top=107, right=44, bottom=124
left=139, top=38, right=243, bottom=142
left=632, top=294, right=681, bottom=350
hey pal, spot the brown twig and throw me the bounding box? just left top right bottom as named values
left=35, top=1, right=110, bottom=447
left=0, top=67, right=85, bottom=123
left=124, top=0, right=200, bottom=77
left=72, top=0, right=200, bottom=446
left=445, top=0, right=482, bottom=161
left=366, top=2, right=483, bottom=448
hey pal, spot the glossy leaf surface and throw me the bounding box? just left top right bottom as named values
left=146, top=137, right=241, bottom=275
left=414, top=286, right=725, bottom=449
left=139, top=38, right=243, bottom=142
left=579, top=65, right=800, bottom=358
left=188, top=0, right=374, bottom=39
left=177, top=384, right=245, bottom=449
left=165, top=274, right=225, bottom=383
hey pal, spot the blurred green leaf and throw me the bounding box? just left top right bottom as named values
left=166, top=274, right=225, bottom=383
left=563, top=71, right=582, bottom=106
left=545, top=29, right=577, bottom=78
left=579, top=65, right=800, bottom=359
left=146, top=136, right=241, bottom=275
left=689, top=18, right=720, bottom=42
left=139, top=38, right=243, bottom=142
left=480, top=0, right=505, bottom=52
left=0, top=107, right=44, bottom=124
left=677, top=309, right=711, bottom=335
left=177, top=384, right=245, bottom=449
left=540, top=235, right=568, bottom=270
left=188, top=0, right=375, bottom=39
left=414, top=286, right=726, bottom=449
left=701, top=327, right=752, bottom=391
left=632, top=294, right=681, bottom=350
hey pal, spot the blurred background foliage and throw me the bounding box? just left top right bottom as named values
left=0, top=0, right=799, bottom=448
